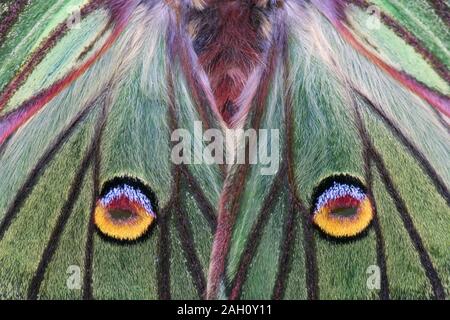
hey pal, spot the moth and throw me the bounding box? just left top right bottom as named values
left=0, top=0, right=448, bottom=300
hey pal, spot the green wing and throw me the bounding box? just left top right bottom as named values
left=219, top=0, right=450, bottom=300
left=0, top=0, right=449, bottom=301
left=0, top=0, right=221, bottom=300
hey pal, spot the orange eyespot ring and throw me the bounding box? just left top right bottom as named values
left=94, top=178, right=157, bottom=241
left=311, top=175, right=374, bottom=238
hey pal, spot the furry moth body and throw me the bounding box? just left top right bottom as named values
left=0, top=0, right=448, bottom=300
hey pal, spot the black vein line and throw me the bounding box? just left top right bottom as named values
left=356, top=92, right=445, bottom=299
left=370, top=146, right=446, bottom=300
left=77, top=19, right=113, bottom=62
left=157, top=205, right=172, bottom=300
left=354, top=88, right=450, bottom=207
left=0, top=134, right=12, bottom=161
left=27, top=103, right=108, bottom=300
left=353, top=87, right=445, bottom=299
left=175, top=201, right=207, bottom=299
left=283, top=44, right=319, bottom=300
left=347, top=0, right=450, bottom=84
left=0, top=0, right=105, bottom=111
left=155, top=54, right=180, bottom=301
left=363, top=153, right=390, bottom=300
left=296, top=194, right=319, bottom=300
left=82, top=126, right=103, bottom=300
left=180, top=165, right=217, bottom=233
left=272, top=188, right=299, bottom=300
left=371, top=199, right=390, bottom=300
left=0, top=0, right=29, bottom=45
left=229, top=162, right=287, bottom=300
left=432, top=107, right=450, bottom=136
left=0, top=95, right=102, bottom=242
left=427, top=0, right=450, bottom=28
left=353, top=100, right=390, bottom=299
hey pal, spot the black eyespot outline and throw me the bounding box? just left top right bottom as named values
left=310, top=174, right=367, bottom=214
left=96, top=176, right=159, bottom=245
left=309, top=174, right=372, bottom=243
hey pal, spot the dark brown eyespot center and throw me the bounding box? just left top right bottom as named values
left=108, top=209, right=135, bottom=222
left=331, top=207, right=358, bottom=218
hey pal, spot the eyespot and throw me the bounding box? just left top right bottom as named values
left=311, top=175, right=374, bottom=238
left=94, top=177, right=157, bottom=241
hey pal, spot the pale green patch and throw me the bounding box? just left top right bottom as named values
left=347, top=6, right=449, bottom=94
left=371, top=0, right=450, bottom=68
left=5, top=9, right=110, bottom=113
